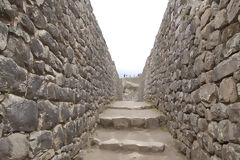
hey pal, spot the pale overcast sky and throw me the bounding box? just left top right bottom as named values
left=90, top=0, right=169, bottom=78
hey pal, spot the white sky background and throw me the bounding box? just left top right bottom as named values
left=90, top=0, right=169, bottom=78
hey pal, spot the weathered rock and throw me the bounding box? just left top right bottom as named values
left=198, top=118, right=208, bottom=131
left=217, top=120, right=232, bottom=143
left=30, top=130, right=53, bottom=154
left=38, top=100, right=59, bottom=130
left=26, top=74, right=47, bottom=99
left=3, top=94, right=38, bottom=132
left=48, top=52, right=63, bottom=72
left=7, top=36, right=34, bottom=69
left=64, top=121, right=76, bottom=144
left=204, top=51, right=214, bottom=71
left=214, top=9, right=227, bottom=29
left=0, top=22, right=8, bottom=50
left=225, top=33, right=240, bottom=57
left=202, top=132, right=214, bottom=154
left=53, top=124, right=65, bottom=150
left=0, top=56, right=27, bottom=94
left=208, top=121, right=218, bottom=139
left=28, top=7, right=47, bottom=29
left=222, top=143, right=240, bottom=160
left=30, top=38, right=49, bottom=60
left=221, top=23, right=240, bottom=45
left=64, top=63, right=73, bottom=78
left=36, top=0, right=45, bottom=6
left=219, top=0, right=230, bottom=9
left=226, top=0, right=240, bottom=23
left=213, top=142, right=222, bottom=158
left=64, top=46, right=74, bottom=63
left=193, top=53, right=205, bottom=76
left=38, top=30, right=59, bottom=53
left=212, top=52, right=240, bottom=82
left=201, top=8, right=212, bottom=28
left=199, top=83, right=218, bottom=106
left=191, top=141, right=211, bottom=160
left=219, top=77, right=238, bottom=103
left=210, top=103, right=228, bottom=121
left=59, top=102, right=71, bottom=123
left=19, top=13, right=35, bottom=34
left=34, top=60, right=45, bottom=74
left=7, top=133, right=29, bottom=160
left=227, top=103, right=240, bottom=123
left=206, top=30, right=221, bottom=50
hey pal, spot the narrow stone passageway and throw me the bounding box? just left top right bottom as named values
left=82, top=101, right=186, bottom=160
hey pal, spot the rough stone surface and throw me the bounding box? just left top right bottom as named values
left=140, top=0, right=240, bottom=159
left=0, top=22, right=8, bottom=51
left=219, top=77, right=238, bottom=103
left=3, top=94, right=38, bottom=132
left=0, top=1, right=122, bottom=159
left=30, top=130, right=53, bottom=154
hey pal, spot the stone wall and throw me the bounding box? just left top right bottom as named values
left=142, top=0, right=240, bottom=159
left=0, top=0, right=121, bottom=159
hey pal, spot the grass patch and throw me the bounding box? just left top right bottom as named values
left=152, top=107, right=164, bottom=115
left=160, top=125, right=169, bottom=132
left=189, top=14, right=195, bottom=21
left=144, top=100, right=153, bottom=105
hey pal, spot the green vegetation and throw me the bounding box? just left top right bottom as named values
left=160, top=125, right=169, bottom=132
left=8, top=28, right=16, bottom=34
left=189, top=14, right=195, bottom=21
left=181, top=12, right=186, bottom=20
left=4, top=91, right=9, bottom=98
left=152, top=107, right=164, bottom=115
left=144, top=100, right=153, bottom=105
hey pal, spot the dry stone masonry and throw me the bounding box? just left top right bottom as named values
left=141, top=0, right=240, bottom=159
left=0, top=0, right=122, bottom=159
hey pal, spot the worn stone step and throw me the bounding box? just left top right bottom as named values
left=93, top=129, right=168, bottom=152
left=82, top=147, right=185, bottom=160
left=95, top=138, right=165, bottom=152
left=108, top=101, right=153, bottom=110
left=99, top=109, right=162, bottom=129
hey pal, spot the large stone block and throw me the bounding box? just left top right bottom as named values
left=0, top=133, right=29, bottom=159
left=212, top=52, right=240, bottom=82
left=53, top=124, right=65, bottom=150
left=30, top=38, right=49, bottom=60
left=26, top=74, right=47, bottom=100
left=30, top=130, right=53, bottom=154
left=59, top=102, right=71, bottom=123
left=0, top=56, right=27, bottom=94
left=3, top=94, right=38, bottom=132
left=28, top=7, right=47, bottom=29
left=227, top=103, right=240, bottom=123
left=225, top=33, right=240, bottom=58
left=38, top=100, right=59, bottom=130
left=219, top=77, right=238, bottom=103
left=38, top=30, right=59, bottom=53
left=191, top=141, right=211, bottom=160
left=199, top=83, right=218, bottom=107
left=214, top=9, right=227, bottom=29
left=226, top=0, right=240, bottom=23
left=19, top=13, right=35, bottom=34
left=210, top=103, right=228, bottom=121
left=6, top=36, right=34, bottom=69
left=222, top=143, right=240, bottom=160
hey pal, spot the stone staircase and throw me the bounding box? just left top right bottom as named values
left=82, top=101, right=185, bottom=160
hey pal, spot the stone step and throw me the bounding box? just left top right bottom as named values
left=108, top=101, right=153, bottom=110
left=99, top=109, right=162, bottom=129
left=93, top=128, right=168, bottom=152
left=82, top=146, right=185, bottom=160
left=95, top=138, right=165, bottom=152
